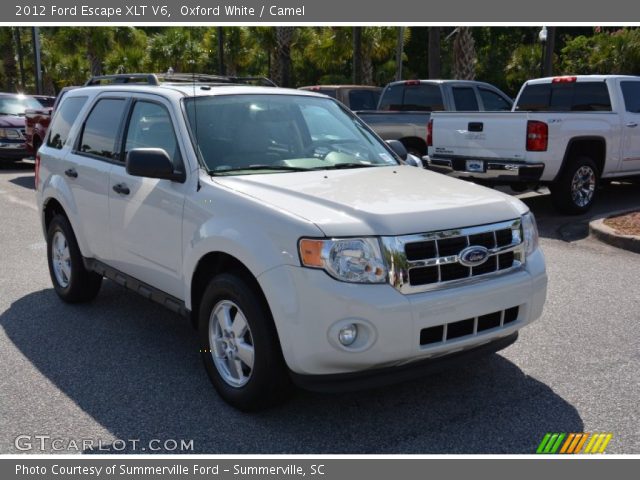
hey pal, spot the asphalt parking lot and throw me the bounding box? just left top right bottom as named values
left=0, top=160, right=639, bottom=454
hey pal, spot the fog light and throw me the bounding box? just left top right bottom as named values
left=338, top=324, right=358, bottom=346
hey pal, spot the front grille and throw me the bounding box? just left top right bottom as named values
left=381, top=218, right=524, bottom=294
left=420, top=306, right=520, bottom=346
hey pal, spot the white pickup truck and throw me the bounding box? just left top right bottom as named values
left=426, top=75, right=640, bottom=213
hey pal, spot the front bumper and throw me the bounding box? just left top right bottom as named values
left=258, top=248, right=547, bottom=377
left=425, top=156, right=545, bottom=184
left=291, top=332, right=518, bottom=392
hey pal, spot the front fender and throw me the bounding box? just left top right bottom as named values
left=181, top=191, right=323, bottom=310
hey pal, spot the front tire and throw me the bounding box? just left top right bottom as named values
left=550, top=156, right=599, bottom=214
left=198, top=273, right=291, bottom=411
left=46, top=214, right=102, bottom=303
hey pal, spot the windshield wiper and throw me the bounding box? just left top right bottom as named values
left=311, top=163, right=379, bottom=170
left=211, top=164, right=310, bottom=174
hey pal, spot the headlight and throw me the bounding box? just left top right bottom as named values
left=299, top=237, right=387, bottom=283
left=522, top=212, right=539, bottom=256
left=0, top=128, right=21, bottom=140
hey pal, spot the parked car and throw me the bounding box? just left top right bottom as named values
left=356, top=79, right=513, bottom=157
left=31, top=95, right=56, bottom=108
left=25, top=87, right=78, bottom=155
left=426, top=75, right=640, bottom=213
left=298, top=85, right=381, bottom=111
left=0, top=93, right=44, bottom=161
left=36, top=73, right=547, bottom=410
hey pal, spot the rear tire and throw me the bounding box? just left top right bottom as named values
left=46, top=214, right=102, bottom=303
left=550, top=156, right=599, bottom=215
left=198, top=273, right=292, bottom=411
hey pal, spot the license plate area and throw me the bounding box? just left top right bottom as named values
left=465, top=160, right=484, bottom=172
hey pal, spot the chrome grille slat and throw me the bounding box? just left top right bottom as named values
left=381, top=218, right=525, bottom=295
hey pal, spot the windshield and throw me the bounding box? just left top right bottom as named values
left=0, top=95, right=43, bottom=116
left=184, top=94, right=398, bottom=174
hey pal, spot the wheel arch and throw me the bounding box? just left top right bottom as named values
left=189, top=251, right=273, bottom=330
left=555, top=136, right=606, bottom=182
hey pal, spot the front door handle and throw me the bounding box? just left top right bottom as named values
left=64, top=168, right=78, bottom=178
left=627, top=122, right=638, bottom=128
left=112, top=183, right=130, bottom=195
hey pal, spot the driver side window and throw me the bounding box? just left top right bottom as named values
left=124, top=101, right=184, bottom=172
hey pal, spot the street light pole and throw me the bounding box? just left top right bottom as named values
left=538, top=26, right=547, bottom=78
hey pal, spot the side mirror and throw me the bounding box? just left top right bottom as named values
left=386, top=140, right=408, bottom=161
left=126, top=148, right=184, bottom=182
left=404, top=153, right=421, bottom=167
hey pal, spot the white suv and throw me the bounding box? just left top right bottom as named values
left=36, top=74, right=547, bottom=410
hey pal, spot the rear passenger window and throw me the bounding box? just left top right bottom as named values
left=47, top=96, right=87, bottom=149
left=124, top=101, right=183, bottom=172
left=452, top=87, right=479, bottom=111
left=621, top=82, right=640, bottom=113
left=78, top=98, right=127, bottom=159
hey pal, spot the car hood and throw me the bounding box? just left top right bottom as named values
left=0, top=115, right=25, bottom=128
left=213, top=166, right=528, bottom=237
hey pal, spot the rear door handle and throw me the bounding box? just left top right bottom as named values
left=112, top=183, right=130, bottom=195
left=627, top=122, right=638, bottom=128
left=64, top=168, right=78, bottom=178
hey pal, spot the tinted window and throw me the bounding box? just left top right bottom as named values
left=620, top=82, right=640, bottom=113
left=79, top=98, right=126, bottom=159
left=378, top=84, right=403, bottom=110
left=125, top=101, right=183, bottom=171
left=317, top=88, right=337, bottom=99
left=479, top=88, right=512, bottom=111
left=516, top=82, right=611, bottom=112
left=549, top=83, right=574, bottom=111
left=379, top=83, right=444, bottom=111
left=571, top=83, right=611, bottom=111
left=516, top=84, right=551, bottom=111
left=348, top=90, right=380, bottom=110
left=47, top=96, right=88, bottom=149
left=402, top=84, right=444, bottom=111
left=452, top=87, right=479, bottom=111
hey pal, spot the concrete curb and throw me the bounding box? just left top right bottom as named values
left=589, top=208, right=640, bottom=254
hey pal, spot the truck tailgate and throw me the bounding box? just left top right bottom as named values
left=430, top=112, right=529, bottom=161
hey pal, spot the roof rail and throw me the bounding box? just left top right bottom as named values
left=158, top=73, right=277, bottom=87
left=84, top=73, right=277, bottom=87
left=84, top=74, right=160, bottom=86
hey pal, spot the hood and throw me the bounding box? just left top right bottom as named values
left=0, top=115, right=25, bottom=128
left=213, top=166, right=528, bottom=237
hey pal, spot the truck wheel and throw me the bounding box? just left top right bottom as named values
left=46, top=214, right=102, bottom=303
left=550, top=156, right=599, bottom=214
left=198, top=273, right=292, bottom=411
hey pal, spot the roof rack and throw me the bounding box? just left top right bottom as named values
left=84, top=73, right=277, bottom=87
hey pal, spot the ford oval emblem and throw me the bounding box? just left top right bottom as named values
left=458, top=246, right=489, bottom=267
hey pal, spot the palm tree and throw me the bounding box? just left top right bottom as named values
left=352, top=27, right=362, bottom=84
left=273, top=27, right=295, bottom=87
left=0, top=28, right=17, bottom=91
left=452, top=27, right=477, bottom=80
left=428, top=27, right=441, bottom=79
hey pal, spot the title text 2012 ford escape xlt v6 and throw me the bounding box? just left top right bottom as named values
left=36, top=74, right=547, bottom=411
